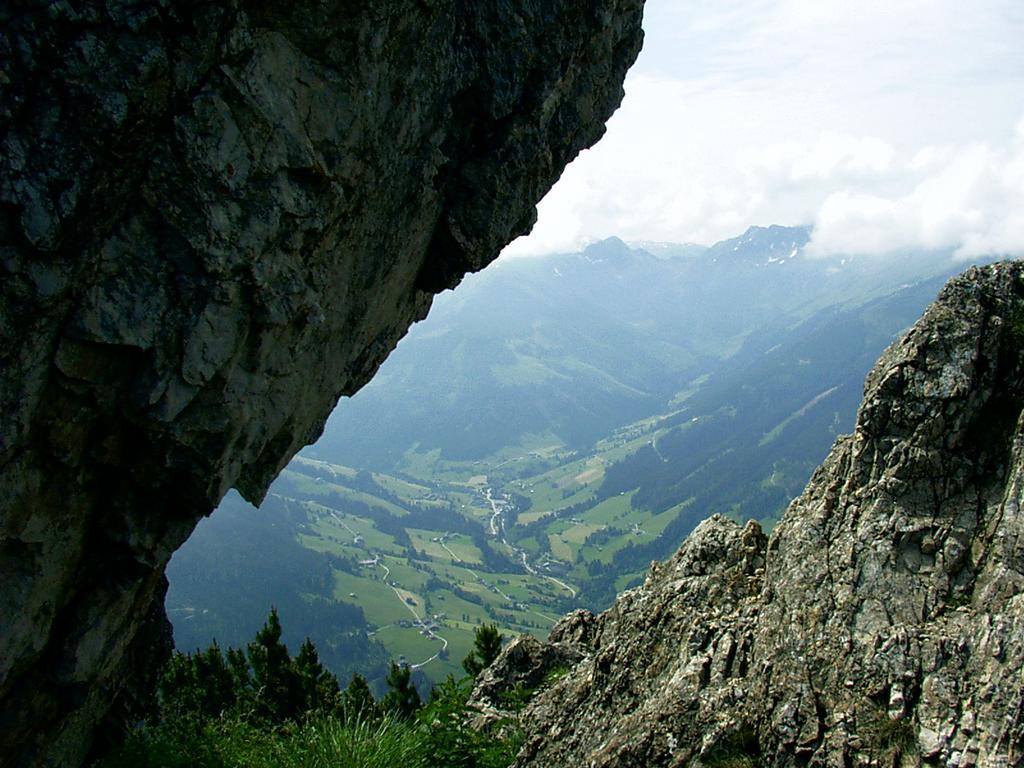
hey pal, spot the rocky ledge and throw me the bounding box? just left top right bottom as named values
left=477, top=262, right=1024, bottom=767
left=0, top=3, right=644, bottom=765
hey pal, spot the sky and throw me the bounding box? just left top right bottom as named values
left=502, top=0, right=1024, bottom=259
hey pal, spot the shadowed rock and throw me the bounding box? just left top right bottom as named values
left=0, top=3, right=644, bottom=764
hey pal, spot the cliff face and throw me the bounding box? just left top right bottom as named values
left=0, top=3, right=644, bottom=765
left=481, top=263, right=1024, bottom=767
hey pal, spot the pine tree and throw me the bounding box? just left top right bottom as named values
left=226, top=646, right=251, bottom=704
left=462, top=623, right=504, bottom=676
left=248, top=607, right=301, bottom=721
left=193, top=641, right=237, bottom=718
left=157, top=641, right=240, bottom=721
left=155, top=611, right=353, bottom=727
left=382, top=661, right=421, bottom=720
left=294, top=637, right=339, bottom=714
left=158, top=651, right=200, bottom=721
left=340, top=673, right=378, bottom=724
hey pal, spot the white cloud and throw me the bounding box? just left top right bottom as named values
left=807, top=135, right=1024, bottom=259
left=502, top=0, right=1024, bottom=259
left=789, top=134, right=896, bottom=181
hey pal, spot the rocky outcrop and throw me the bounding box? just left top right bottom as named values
left=495, top=262, right=1024, bottom=767
left=0, top=3, right=644, bottom=765
left=469, top=631, right=589, bottom=729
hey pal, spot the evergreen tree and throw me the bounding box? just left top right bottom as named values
left=420, top=675, right=522, bottom=768
left=248, top=607, right=301, bottom=721
left=114, top=610, right=529, bottom=768
left=193, top=641, right=237, bottom=718
left=225, top=646, right=251, bottom=706
left=157, top=641, right=239, bottom=721
left=158, top=651, right=200, bottom=721
left=294, top=637, right=340, bottom=714
left=462, top=623, right=504, bottom=676
left=382, top=662, right=421, bottom=720
left=340, top=673, right=378, bottom=723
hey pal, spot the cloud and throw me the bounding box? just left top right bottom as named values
left=789, top=135, right=896, bottom=181
left=501, top=0, right=1024, bottom=260
left=807, top=128, right=1024, bottom=258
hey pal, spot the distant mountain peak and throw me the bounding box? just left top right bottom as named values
left=707, top=224, right=812, bottom=266
left=581, top=236, right=633, bottom=262
left=732, top=223, right=811, bottom=247
left=740, top=223, right=811, bottom=237
left=582, top=226, right=813, bottom=266
left=626, top=240, right=707, bottom=260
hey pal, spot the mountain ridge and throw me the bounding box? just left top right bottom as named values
left=472, top=261, right=1024, bottom=767
left=168, top=227, right=998, bottom=690
left=315, top=227, right=977, bottom=469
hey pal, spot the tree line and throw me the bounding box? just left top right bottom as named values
left=160, top=608, right=505, bottom=727
left=100, top=609, right=517, bottom=768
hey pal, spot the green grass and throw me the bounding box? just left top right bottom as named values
left=520, top=479, right=567, bottom=512
left=406, top=530, right=453, bottom=562
left=581, top=492, right=637, bottom=525
left=291, top=455, right=359, bottom=481
left=406, top=530, right=482, bottom=565
left=441, top=535, right=483, bottom=564
left=371, top=473, right=431, bottom=499
left=491, top=353, right=567, bottom=386
left=614, top=571, right=644, bottom=592
left=372, top=626, right=442, bottom=665
left=281, top=472, right=410, bottom=518
left=333, top=573, right=410, bottom=626
left=560, top=522, right=604, bottom=545
left=395, top=447, right=446, bottom=480
left=249, top=397, right=765, bottom=693
left=757, top=385, right=840, bottom=447
left=646, top=502, right=690, bottom=535
left=305, top=514, right=399, bottom=555
left=592, top=426, right=669, bottom=464
left=516, top=508, right=551, bottom=524
left=429, top=590, right=487, bottom=621
left=547, top=533, right=574, bottom=561
left=667, top=373, right=711, bottom=407
left=380, top=560, right=428, bottom=591
left=99, top=715, right=430, bottom=768
left=437, top=627, right=476, bottom=667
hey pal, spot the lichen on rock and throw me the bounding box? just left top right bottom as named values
left=0, top=3, right=644, bottom=765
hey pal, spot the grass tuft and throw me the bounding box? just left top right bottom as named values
left=99, top=713, right=430, bottom=768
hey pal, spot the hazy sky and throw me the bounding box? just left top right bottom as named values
left=503, top=0, right=1024, bottom=259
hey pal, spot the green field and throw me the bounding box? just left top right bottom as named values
left=175, top=361, right=819, bottom=688
left=278, top=455, right=589, bottom=682
left=264, top=380, right=785, bottom=685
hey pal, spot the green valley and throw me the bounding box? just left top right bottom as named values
left=167, top=227, right=996, bottom=692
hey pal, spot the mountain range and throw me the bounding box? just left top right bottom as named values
left=167, top=225, right=995, bottom=687
left=311, top=226, right=974, bottom=466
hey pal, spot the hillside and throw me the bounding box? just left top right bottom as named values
left=168, top=228, right=991, bottom=687
left=313, top=228, right=968, bottom=466
left=491, top=261, right=1024, bottom=768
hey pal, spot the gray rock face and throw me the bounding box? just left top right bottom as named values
left=0, top=3, right=644, bottom=765
left=470, top=632, right=588, bottom=729
left=503, top=263, right=1024, bottom=767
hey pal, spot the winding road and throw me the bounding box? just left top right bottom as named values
left=329, top=510, right=449, bottom=670
left=379, top=555, right=450, bottom=670
left=439, top=540, right=462, bottom=562
left=484, top=485, right=578, bottom=600
left=324, top=489, right=574, bottom=669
